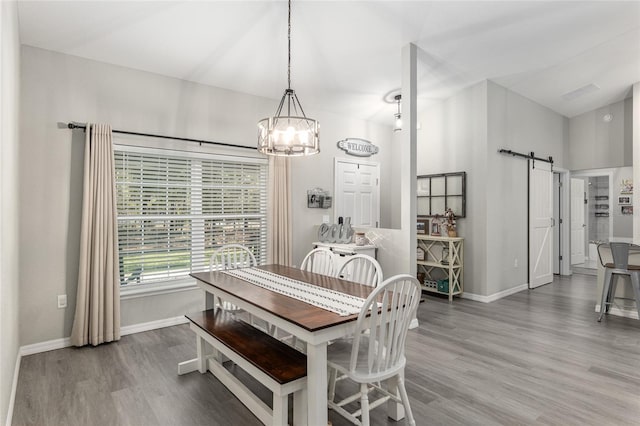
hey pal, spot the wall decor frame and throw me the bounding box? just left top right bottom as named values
left=618, top=195, right=631, bottom=205
left=417, top=171, right=466, bottom=218
left=308, top=188, right=331, bottom=209
left=417, top=219, right=429, bottom=235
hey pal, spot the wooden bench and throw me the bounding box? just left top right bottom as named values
left=179, top=309, right=308, bottom=426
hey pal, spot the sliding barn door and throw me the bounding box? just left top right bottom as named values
left=529, top=161, right=554, bottom=288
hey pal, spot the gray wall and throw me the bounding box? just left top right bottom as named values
left=635, top=83, right=640, bottom=244
left=18, top=46, right=395, bottom=346
left=417, top=80, right=568, bottom=298
left=568, top=99, right=633, bottom=171
left=417, top=80, right=489, bottom=296
left=486, top=81, right=567, bottom=295
left=611, top=167, right=633, bottom=238
left=1, top=2, right=21, bottom=424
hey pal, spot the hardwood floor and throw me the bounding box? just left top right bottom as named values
left=12, top=274, right=640, bottom=425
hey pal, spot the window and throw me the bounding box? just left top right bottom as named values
left=416, top=171, right=466, bottom=218
left=114, top=145, right=267, bottom=291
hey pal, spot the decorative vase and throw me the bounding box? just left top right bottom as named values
left=448, top=229, right=457, bottom=237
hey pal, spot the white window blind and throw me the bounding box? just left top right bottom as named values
left=114, top=146, right=267, bottom=287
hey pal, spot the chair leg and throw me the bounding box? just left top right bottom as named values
left=360, top=382, right=370, bottom=426
left=599, top=269, right=613, bottom=321
left=396, top=375, right=416, bottom=426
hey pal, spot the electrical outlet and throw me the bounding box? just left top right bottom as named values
left=57, top=294, right=67, bottom=309
left=514, top=258, right=518, bottom=268
left=322, top=215, right=330, bottom=224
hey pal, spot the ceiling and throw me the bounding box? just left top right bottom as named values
left=16, top=1, right=640, bottom=125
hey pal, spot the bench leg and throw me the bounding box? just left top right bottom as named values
left=197, top=336, right=208, bottom=373
left=293, top=388, right=308, bottom=426
left=272, top=392, right=288, bottom=426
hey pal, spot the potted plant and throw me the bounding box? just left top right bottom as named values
left=444, top=208, right=457, bottom=237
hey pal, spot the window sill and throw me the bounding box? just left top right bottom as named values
left=120, top=279, right=199, bottom=300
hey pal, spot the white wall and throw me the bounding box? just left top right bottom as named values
left=288, top=119, right=394, bottom=268
left=18, top=46, right=395, bottom=346
left=568, top=98, right=632, bottom=171
left=0, top=2, right=21, bottom=424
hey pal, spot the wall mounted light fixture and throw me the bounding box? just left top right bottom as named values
left=393, top=94, right=402, bottom=132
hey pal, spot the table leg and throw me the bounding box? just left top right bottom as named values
left=306, top=342, right=328, bottom=425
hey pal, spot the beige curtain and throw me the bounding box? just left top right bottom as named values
left=71, top=124, right=120, bottom=346
left=267, top=156, right=292, bottom=266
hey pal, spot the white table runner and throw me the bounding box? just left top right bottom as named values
left=221, top=267, right=367, bottom=316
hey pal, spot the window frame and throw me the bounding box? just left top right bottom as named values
left=114, top=144, right=268, bottom=299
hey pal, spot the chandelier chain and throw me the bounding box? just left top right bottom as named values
left=287, top=0, right=291, bottom=91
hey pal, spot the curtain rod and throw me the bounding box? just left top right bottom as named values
left=498, top=149, right=554, bottom=164
left=66, top=122, right=256, bottom=151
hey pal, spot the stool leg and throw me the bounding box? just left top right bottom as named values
left=609, top=274, right=619, bottom=311
left=599, top=269, right=613, bottom=321
left=630, top=273, right=640, bottom=320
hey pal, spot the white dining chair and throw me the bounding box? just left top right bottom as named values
left=327, top=274, right=420, bottom=426
left=300, top=247, right=337, bottom=276
left=336, top=254, right=383, bottom=287
left=209, top=243, right=257, bottom=271
left=209, top=244, right=271, bottom=333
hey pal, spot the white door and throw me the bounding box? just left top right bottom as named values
left=335, top=159, right=380, bottom=227
left=529, top=161, right=553, bottom=289
left=570, top=178, right=585, bottom=265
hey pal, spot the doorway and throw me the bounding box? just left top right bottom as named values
left=570, top=170, right=613, bottom=274
left=334, top=158, right=380, bottom=228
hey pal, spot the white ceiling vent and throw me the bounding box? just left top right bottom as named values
left=561, top=83, right=601, bottom=101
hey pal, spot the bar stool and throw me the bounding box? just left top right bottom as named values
left=597, top=242, right=640, bottom=321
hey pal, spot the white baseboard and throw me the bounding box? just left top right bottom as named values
left=461, top=284, right=528, bottom=303
left=20, top=337, right=71, bottom=356
left=120, top=315, right=189, bottom=336
left=595, top=305, right=639, bottom=320
left=19, top=315, right=189, bottom=357
left=6, top=353, right=21, bottom=426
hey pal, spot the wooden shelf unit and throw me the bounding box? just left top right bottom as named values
left=417, top=235, right=464, bottom=301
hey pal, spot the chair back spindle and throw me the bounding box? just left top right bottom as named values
left=210, top=244, right=257, bottom=271
left=337, top=254, right=383, bottom=287
left=300, top=248, right=337, bottom=276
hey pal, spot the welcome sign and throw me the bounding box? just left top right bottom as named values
left=337, top=138, right=379, bottom=157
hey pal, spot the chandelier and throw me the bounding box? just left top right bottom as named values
left=257, top=0, right=319, bottom=156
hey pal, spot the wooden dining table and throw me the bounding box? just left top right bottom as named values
left=186, top=264, right=405, bottom=425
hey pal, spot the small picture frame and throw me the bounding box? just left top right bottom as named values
left=622, top=205, right=633, bottom=215
left=417, top=219, right=429, bottom=235
left=430, top=221, right=440, bottom=236
left=618, top=195, right=631, bottom=205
